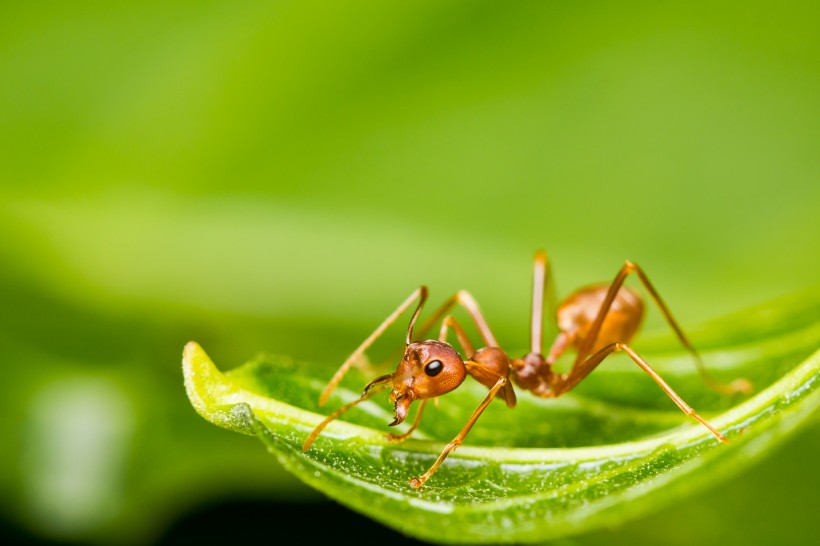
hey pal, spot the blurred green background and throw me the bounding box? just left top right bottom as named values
left=1, top=1, right=819, bottom=544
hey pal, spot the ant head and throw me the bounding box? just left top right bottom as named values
left=387, top=340, right=466, bottom=426
left=362, top=286, right=464, bottom=426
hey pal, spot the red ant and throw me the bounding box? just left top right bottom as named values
left=302, top=251, right=752, bottom=489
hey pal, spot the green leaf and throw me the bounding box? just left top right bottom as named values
left=183, top=290, right=820, bottom=544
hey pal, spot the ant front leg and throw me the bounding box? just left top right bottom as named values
left=402, top=316, right=515, bottom=483
left=319, top=287, right=428, bottom=405
left=410, top=375, right=508, bottom=489
left=303, top=376, right=392, bottom=451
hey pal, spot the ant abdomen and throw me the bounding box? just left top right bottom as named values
left=557, top=284, right=644, bottom=354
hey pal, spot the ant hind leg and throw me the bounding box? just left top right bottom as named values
left=572, top=260, right=751, bottom=396
left=556, top=342, right=729, bottom=443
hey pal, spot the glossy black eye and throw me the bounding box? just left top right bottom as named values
left=424, top=359, right=443, bottom=377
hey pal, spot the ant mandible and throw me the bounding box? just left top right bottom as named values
left=302, top=250, right=752, bottom=489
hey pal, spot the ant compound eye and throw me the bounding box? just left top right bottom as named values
left=424, top=360, right=443, bottom=377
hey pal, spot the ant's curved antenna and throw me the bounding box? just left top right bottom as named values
left=406, top=286, right=429, bottom=345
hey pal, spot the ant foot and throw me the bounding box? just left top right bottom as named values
left=709, top=377, right=753, bottom=396
left=409, top=476, right=426, bottom=489
left=728, top=378, right=754, bottom=395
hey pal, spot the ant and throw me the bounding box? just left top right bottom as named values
left=302, top=251, right=752, bottom=489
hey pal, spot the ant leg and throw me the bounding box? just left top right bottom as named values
left=409, top=376, right=508, bottom=489
left=628, top=263, right=751, bottom=395
left=319, top=287, right=428, bottom=406
left=439, top=315, right=517, bottom=407
left=439, top=315, right=476, bottom=356
left=416, top=290, right=499, bottom=347
left=557, top=342, right=728, bottom=443
left=530, top=249, right=557, bottom=355
left=573, top=261, right=750, bottom=396
left=386, top=400, right=428, bottom=442
left=303, top=376, right=392, bottom=451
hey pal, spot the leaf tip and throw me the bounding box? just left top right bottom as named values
left=181, top=342, right=262, bottom=436
left=183, top=340, right=203, bottom=361
left=182, top=341, right=219, bottom=418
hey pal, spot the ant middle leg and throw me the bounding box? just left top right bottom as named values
left=416, top=290, right=500, bottom=348
left=529, top=249, right=557, bottom=355
left=440, top=314, right=517, bottom=408
left=439, top=315, right=476, bottom=356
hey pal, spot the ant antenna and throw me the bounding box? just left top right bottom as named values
left=362, top=373, right=393, bottom=396
left=405, top=286, right=429, bottom=345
